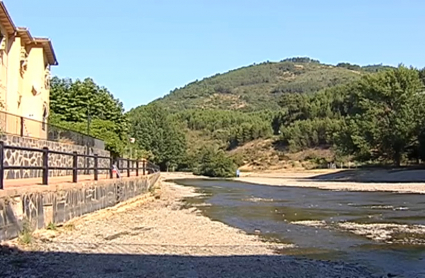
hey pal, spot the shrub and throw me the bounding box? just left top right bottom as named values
left=194, top=147, right=237, bottom=178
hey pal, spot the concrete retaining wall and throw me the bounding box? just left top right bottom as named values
left=0, top=173, right=160, bottom=241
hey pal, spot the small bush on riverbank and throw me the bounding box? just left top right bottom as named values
left=18, top=219, right=33, bottom=245
left=194, top=147, right=237, bottom=178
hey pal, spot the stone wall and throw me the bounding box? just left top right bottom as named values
left=1, top=134, right=111, bottom=179
left=0, top=173, right=160, bottom=241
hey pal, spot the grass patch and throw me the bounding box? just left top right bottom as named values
left=148, top=184, right=156, bottom=194
left=18, top=218, right=33, bottom=245
left=46, top=222, right=57, bottom=231
left=149, top=183, right=161, bottom=199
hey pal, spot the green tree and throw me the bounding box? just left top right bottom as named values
left=194, top=146, right=237, bottom=178
left=419, top=68, right=425, bottom=86
left=49, top=77, right=129, bottom=156
left=52, top=119, right=128, bottom=156
left=280, top=118, right=343, bottom=152
left=128, top=103, right=186, bottom=171
left=337, top=65, right=424, bottom=166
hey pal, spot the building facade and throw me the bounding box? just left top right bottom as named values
left=0, top=2, right=58, bottom=139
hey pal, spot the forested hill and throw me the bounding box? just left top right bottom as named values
left=47, top=57, right=424, bottom=176
left=151, top=57, right=394, bottom=112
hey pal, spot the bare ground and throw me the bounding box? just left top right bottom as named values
left=0, top=176, right=375, bottom=278
left=237, top=169, right=425, bottom=194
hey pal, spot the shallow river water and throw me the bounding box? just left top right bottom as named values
left=173, top=178, right=425, bottom=278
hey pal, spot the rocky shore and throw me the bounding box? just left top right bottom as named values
left=0, top=176, right=376, bottom=278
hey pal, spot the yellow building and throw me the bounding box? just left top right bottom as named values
left=0, top=2, right=58, bottom=139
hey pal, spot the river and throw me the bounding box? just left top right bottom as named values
left=173, top=178, right=425, bottom=278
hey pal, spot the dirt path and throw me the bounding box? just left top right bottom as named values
left=0, top=176, right=374, bottom=278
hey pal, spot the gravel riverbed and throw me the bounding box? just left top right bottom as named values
left=0, top=177, right=377, bottom=278
left=237, top=170, right=425, bottom=194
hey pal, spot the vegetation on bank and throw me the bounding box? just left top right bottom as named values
left=193, top=146, right=238, bottom=178
left=277, top=65, right=424, bottom=166
left=49, top=77, right=129, bottom=157
left=127, top=103, right=186, bottom=170
left=49, top=58, right=425, bottom=177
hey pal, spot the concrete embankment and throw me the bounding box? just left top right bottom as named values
left=0, top=173, right=160, bottom=241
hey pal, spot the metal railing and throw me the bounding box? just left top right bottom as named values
left=0, top=110, right=105, bottom=149
left=0, top=141, right=160, bottom=190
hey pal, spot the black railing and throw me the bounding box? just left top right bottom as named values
left=0, top=111, right=105, bottom=149
left=0, top=141, right=160, bottom=190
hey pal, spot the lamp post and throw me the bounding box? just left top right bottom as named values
left=87, top=105, right=91, bottom=137
left=85, top=105, right=91, bottom=175
left=129, top=137, right=135, bottom=173
left=129, top=137, right=135, bottom=158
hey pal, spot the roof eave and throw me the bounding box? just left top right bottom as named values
left=16, top=27, right=33, bottom=44
left=33, top=37, right=58, bottom=66
left=0, top=2, right=16, bottom=35
left=1, top=3, right=58, bottom=66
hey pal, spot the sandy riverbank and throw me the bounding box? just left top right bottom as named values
left=0, top=176, right=374, bottom=278
left=235, top=169, right=425, bottom=194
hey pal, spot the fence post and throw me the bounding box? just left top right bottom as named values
left=116, top=159, right=120, bottom=178
left=136, top=160, right=139, bottom=177
left=0, top=141, right=4, bottom=190
left=42, top=147, right=49, bottom=185
left=142, top=159, right=146, bottom=176
left=127, top=158, right=130, bottom=177
left=94, top=154, right=98, bottom=181
left=72, top=151, right=78, bottom=183
left=20, top=117, right=24, bottom=137
left=109, top=157, right=113, bottom=179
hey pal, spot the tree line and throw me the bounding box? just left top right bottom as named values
left=49, top=77, right=129, bottom=157
left=274, top=65, right=425, bottom=166
left=49, top=65, right=425, bottom=177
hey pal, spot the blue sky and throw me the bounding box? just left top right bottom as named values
left=4, top=0, right=425, bottom=111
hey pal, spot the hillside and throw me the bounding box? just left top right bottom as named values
left=152, top=58, right=394, bottom=111
left=126, top=58, right=424, bottom=175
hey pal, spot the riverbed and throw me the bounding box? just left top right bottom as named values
left=173, top=178, right=425, bottom=277
left=0, top=178, right=373, bottom=278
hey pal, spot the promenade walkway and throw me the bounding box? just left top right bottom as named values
left=1, top=171, right=143, bottom=190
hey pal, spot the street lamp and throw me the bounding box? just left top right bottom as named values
left=85, top=105, right=91, bottom=175
left=129, top=137, right=135, bottom=158
left=87, top=105, right=91, bottom=137
left=129, top=138, right=136, bottom=172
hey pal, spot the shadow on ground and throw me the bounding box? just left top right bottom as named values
left=0, top=245, right=375, bottom=278
left=306, top=169, right=425, bottom=183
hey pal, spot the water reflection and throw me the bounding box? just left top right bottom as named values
left=172, top=178, right=425, bottom=277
